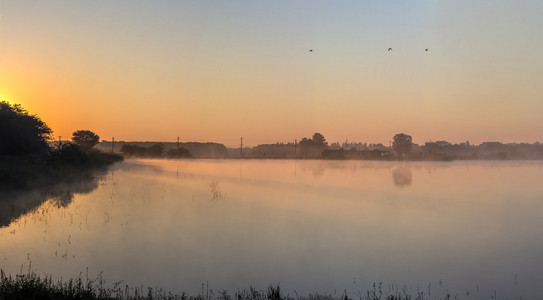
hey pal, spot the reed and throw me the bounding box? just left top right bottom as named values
left=0, top=269, right=467, bottom=300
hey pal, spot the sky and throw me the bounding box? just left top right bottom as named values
left=1, top=1, right=542, bottom=147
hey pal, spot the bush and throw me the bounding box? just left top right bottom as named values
left=48, top=142, right=89, bottom=165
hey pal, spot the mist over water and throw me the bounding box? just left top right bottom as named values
left=1, top=159, right=543, bottom=298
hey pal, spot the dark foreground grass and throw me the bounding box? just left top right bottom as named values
left=0, top=269, right=454, bottom=300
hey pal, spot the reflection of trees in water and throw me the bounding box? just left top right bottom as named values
left=298, top=161, right=390, bottom=177
left=309, top=164, right=325, bottom=177
left=298, top=161, right=354, bottom=177
left=0, top=171, right=104, bottom=228
left=392, top=167, right=413, bottom=187
left=115, top=160, right=163, bottom=174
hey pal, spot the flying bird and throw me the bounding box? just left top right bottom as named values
left=309, top=49, right=313, bottom=52
left=425, top=48, right=428, bottom=52
left=388, top=48, right=392, bottom=51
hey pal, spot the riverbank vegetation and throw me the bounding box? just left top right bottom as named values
left=120, top=143, right=192, bottom=159
left=0, top=269, right=459, bottom=300
left=0, top=101, right=122, bottom=190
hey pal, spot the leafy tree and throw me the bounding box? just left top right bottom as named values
left=297, top=133, right=328, bottom=158
left=392, top=133, right=413, bottom=159
left=312, top=132, right=327, bottom=146
left=72, top=130, right=100, bottom=151
left=0, top=101, right=52, bottom=156
left=298, top=133, right=327, bottom=146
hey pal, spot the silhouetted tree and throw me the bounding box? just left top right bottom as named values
left=312, top=132, right=327, bottom=146
left=72, top=130, right=100, bottom=151
left=297, top=133, right=329, bottom=158
left=166, top=148, right=192, bottom=158
left=120, top=144, right=146, bottom=157
left=392, top=133, right=413, bottom=159
left=298, top=133, right=328, bottom=146
left=147, top=143, right=165, bottom=157
left=298, top=137, right=314, bottom=146
left=120, top=143, right=166, bottom=157
left=0, top=101, right=52, bottom=156
left=48, top=142, right=89, bottom=165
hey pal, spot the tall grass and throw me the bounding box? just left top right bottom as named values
left=0, top=269, right=460, bottom=300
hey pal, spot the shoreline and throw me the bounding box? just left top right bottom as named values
left=0, top=152, right=123, bottom=191
left=0, top=268, right=507, bottom=300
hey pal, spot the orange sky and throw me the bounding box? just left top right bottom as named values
left=1, top=1, right=542, bottom=147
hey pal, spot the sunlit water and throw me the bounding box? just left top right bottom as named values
left=1, top=159, right=543, bottom=298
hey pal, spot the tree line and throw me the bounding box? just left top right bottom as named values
left=120, top=143, right=191, bottom=158
left=241, top=132, right=543, bottom=160
left=0, top=101, right=122, bottom=189
left=4, top=99, right=539, bottom=164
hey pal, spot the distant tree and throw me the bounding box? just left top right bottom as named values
left=120, top=144, right=147, bottom=157
left=312, top=132, right=327, bottom=146
left=480, top=142, right=504, bottom=150
left=392, top=133, right=413, bottom=159
left=166, top=148, right=192, bottom=158
left=369, top=143, right=388, bottom=151
left=119, top=143, right=167, bottom=157
left=71, top=130, right=100, bottom=151
left=147, top=143, right=165, bottom=157
left=297, top=133, right=329, bottom=158
left=298, top=133, right=327, bottom=146
left=330, top=142, right=341, bottom=150
left=0, top=101, right=52, bottom=156
left=298, top=137, right=313, bottom=146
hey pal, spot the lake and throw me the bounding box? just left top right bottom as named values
left=1, top=159, right=543, bottom=298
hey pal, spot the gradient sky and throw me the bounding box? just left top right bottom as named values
left=1, top=1, right=542, bottom=147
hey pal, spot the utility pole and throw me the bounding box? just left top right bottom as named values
left=112, top=137, right=115, bottom=153
left=240, top=137, right=243, bottom=158
left=58, top=136, right=61, bottom=150
left=177, top=137, right=180, bottom=151
left=294, top=139, right=297, bottom=159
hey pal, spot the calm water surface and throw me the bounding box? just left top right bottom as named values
left=1, top=159, right=543, bottom=298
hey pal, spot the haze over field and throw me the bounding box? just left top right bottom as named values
left=1, top=1, right=542, bottom=146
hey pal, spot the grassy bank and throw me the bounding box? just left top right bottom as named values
left=0, top=269, right=454, bottom=300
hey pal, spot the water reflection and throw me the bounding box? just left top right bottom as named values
left=115, top=159, right=163, bottom=174
left=0, top=170, right=105, bottom=228
left=209, top=179, right=223, bottom=200
left=298, top=160, right=384, bottom=177
left=392, top=167, right=413, bottom=187
left=1, top=159, right=542, bottom=298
